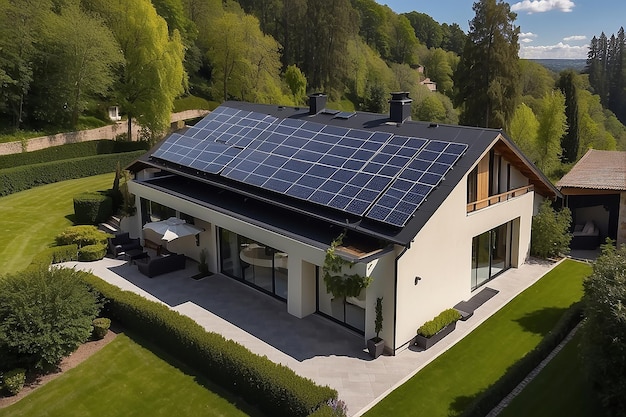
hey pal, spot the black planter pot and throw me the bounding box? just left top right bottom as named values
left=367, top=337, right=385, bottom=358
left=415, top=321, right=457, bottom=350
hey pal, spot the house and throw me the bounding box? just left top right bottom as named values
left=557, top=149, right=626, bottom=249
left=419, top=77, right=437, bottom=92
left=124, top=93, right=560, bottom=354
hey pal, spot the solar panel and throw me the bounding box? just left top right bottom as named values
left=151, top=105, right=467, bottom=228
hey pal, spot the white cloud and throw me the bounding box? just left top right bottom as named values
left=511, top=0, right=575, bottom=14
left=520, top=42, right=588, bottom=59
left=563, top=35, right=587, bottom=41
left=520, top=32, right=538, bottom=39
left=521, top=38, right=534, bottom=43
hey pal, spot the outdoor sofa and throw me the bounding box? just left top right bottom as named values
left=108, top=232, right=142, bottom=257
left=137, top=253, right=186, bottom=278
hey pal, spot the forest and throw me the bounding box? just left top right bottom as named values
left=0, top=0, right=625, bottom=178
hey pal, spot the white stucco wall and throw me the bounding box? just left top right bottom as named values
left=393, top=173, right=535, bottom=352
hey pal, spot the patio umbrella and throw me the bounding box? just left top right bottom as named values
left=143, top=217, right=203, bottom=242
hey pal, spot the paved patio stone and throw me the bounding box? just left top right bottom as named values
left=64, top=256, right=558, bottom=416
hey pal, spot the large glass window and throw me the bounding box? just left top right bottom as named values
left=471, top=221, right=512, bottom=290
left=316, top=269, right=366, bottom=334
left=219, top=228, right=288, bottom=300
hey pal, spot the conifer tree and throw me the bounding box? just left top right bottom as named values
left=453, top=0, right=521, bottom=129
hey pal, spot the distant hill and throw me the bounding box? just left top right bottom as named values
left=529, top=59, right=587, bottom=73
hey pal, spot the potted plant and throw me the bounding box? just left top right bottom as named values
left=415, top=308, right=461, bottom=350
left=192, top=248, right=211, bottom=280
left=367, top=297, right=385, bottom=358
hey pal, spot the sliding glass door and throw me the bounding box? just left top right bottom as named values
left=219, top=228, right=288, bottom=300
left=471, top=221, right=512, bottom=290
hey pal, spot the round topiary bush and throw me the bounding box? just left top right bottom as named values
left=2, top=368, right=26, bottom=396
left=56, top=225, right=109, bottom=248
left=78, top=244, right=107, bottom=261
left=92, top=317, right=111, bottom=340
left=73, top=192, right=113, bottom=225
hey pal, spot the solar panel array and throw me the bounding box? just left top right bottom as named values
left=152, top=106, right=466, bottom=227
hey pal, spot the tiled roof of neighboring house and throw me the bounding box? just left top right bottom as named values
left=557, top=149, right=626, bottom=191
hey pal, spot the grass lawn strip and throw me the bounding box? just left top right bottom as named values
left=498, top=329, right=604, bottom=417
left=0, top=333, right=258, bottom=417
left=364, top=259, right=592, bottom=417
left=0, top=173, right=113, bottom=274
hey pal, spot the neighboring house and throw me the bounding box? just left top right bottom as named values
left=419, top=77, right=437, bottom=92
left=125, top=93, right=560, bottom=354
left=557, top=149, right=626, bottom=249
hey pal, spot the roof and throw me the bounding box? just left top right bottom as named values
left=129, top=100, right=559, bottom=247
left=557, top=149, right=626, bottom=192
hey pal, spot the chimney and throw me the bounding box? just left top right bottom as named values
left=389, top=92, right=412, bottom=123
left=309, top=93, right=327, bottom=115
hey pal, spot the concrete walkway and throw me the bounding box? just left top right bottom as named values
left=64, top=257, right=558, bottom=416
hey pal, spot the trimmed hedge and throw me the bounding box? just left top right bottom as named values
left=78, top=244, right=107, bottom=261
left=2, top=368, right=26, bottom=396
left=417, top=308, right=462, bottom=338
left=56, top=225, right=109, bottom=248
left=74, top=192, right=113, bottom=225
left=27, top=244, right=78, bottom=271
left=459, top=302, right=584, bottom=417
left=92, top=317, right=111, bottom=340
left=0, top=139, right=149, bottom=169
left=78, top=272, right=337, bottom=417
left=0, top=151, right=144, bottom=196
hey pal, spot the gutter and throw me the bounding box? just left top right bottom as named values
left=392, top=243, right=410, bottom=354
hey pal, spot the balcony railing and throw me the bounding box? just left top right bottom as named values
left=467, top=185, right=534, bottom=213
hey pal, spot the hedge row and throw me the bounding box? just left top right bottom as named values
left=0, top=151, right=145, bottom=196
left=0, top=140, right=149, bottom=169
left=78, top=272, right=337, bottom=417
left=417, top=308, right=462, bottom=338
left=28, top=244, right=78, bottom=271
left=459, top=302, right=584, bottom=417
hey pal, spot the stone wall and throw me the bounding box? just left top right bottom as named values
left=0, top=109, right=210, bottom=156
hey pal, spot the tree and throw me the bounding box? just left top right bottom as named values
left=508, top=103, right=539, bottom=162
left=530, top=199, right=571, bottom=258
left=558, top=70, right=581, bottom=163
left=403, top=11, right=442, bottom=49
left=454, top=0, right=521, bottom=128
left=424, top=48, right=455, bottom=96
left=535, top=90, right=567, bottom=174
left=0, top=267, right=101, bottom=371
left=441, top=23, right=467, bottom=55
left=207, top=12, right=284, bottom=104
left=415, top=94, right=446, bottom=122
left=581, top=242, right=626, bottom=416
left=285, top=65, right=307, bottom=105
left=35, top=5, right=123, bottom=127
left=0, top=0, right=51, bottom=129
left=86, top=0, right=185, bottom=141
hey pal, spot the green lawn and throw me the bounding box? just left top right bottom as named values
left=0, top=333, right=258, bottom=417
left=0, top=173, right=114, bottom=274
left=499, top=330, right=604, bottom=417
left=365, top=259, right=592, bottom=417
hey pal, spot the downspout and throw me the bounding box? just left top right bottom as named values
left=392, top=242, right=410, bottom=355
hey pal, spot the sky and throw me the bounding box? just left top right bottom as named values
left=378, top=0, right=626, bottom=59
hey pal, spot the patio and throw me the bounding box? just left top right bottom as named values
left=64, top=256, right=558, bottom=416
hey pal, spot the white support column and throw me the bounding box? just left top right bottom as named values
left=287, top=257, right=317, bottom=318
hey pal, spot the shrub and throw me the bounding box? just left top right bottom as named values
left=0, top=140, right=148, bottom=170
left=173, top=95, right=212, bottom=112
left=0, top=267, right=101, bottom=371
left=74, top=192, right=113, bottom=225
left=79, top=272, right=336, bottom=417
left=56, top=225, right=109, bottom=248
left=78, top=244, right=107, bottom=261
left=417, top=308, right=461, bottom=338
left=531, top=199, right=572, bottom=258
left=0, top=151, right=145, bottom=196
left=2, top=368, right=26, bottom=396
left=581, top=243, right=626, bottom=416
left=92, top=317, right=111, bottom=340
left=27, top=244, right=79, bottom=271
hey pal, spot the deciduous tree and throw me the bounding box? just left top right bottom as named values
left=535, top=90, right=567, bottom=174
